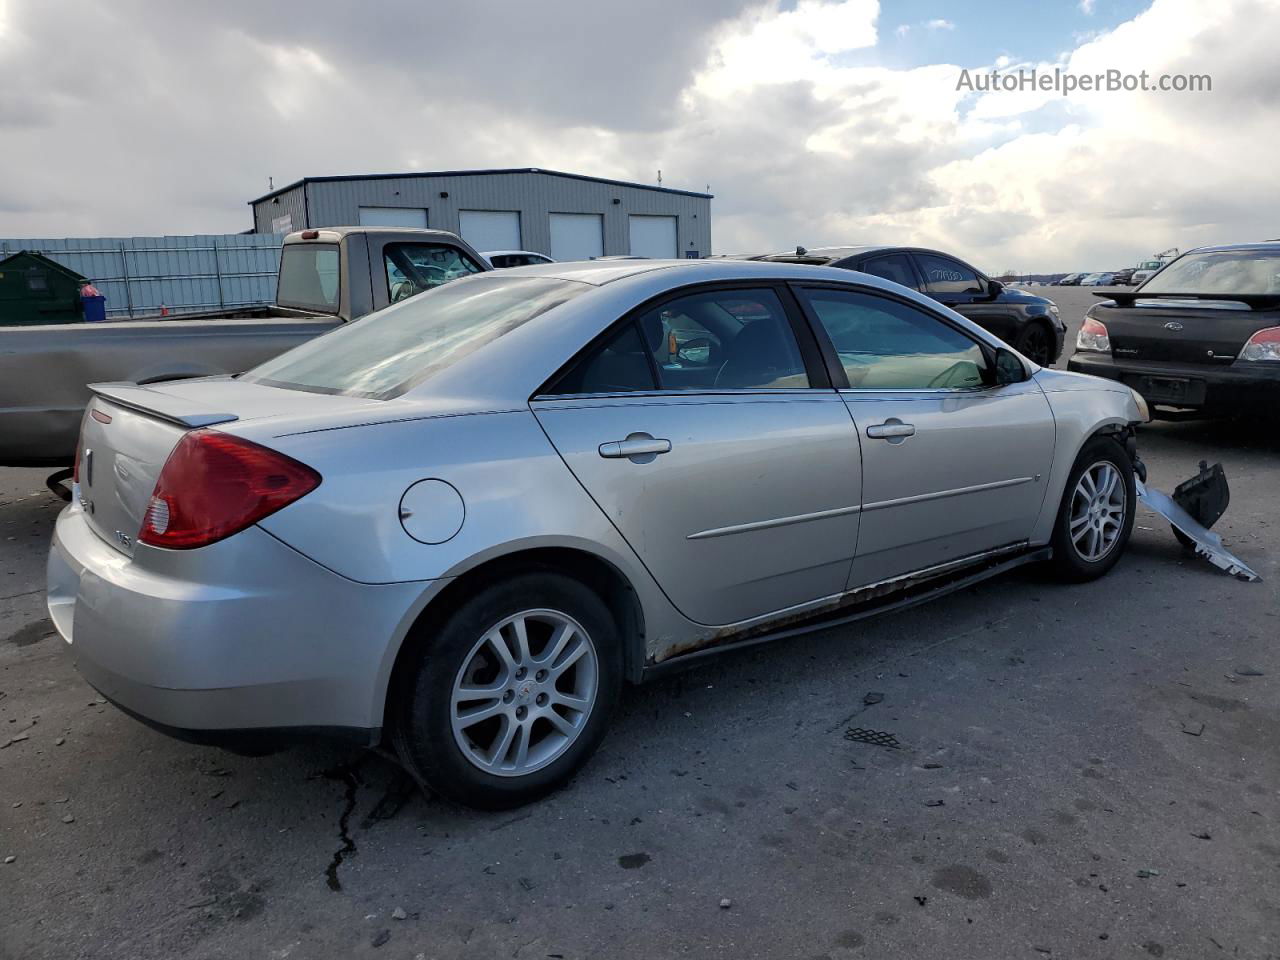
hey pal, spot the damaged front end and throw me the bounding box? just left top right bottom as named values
left=1137, top=459, right=1261, bottom=582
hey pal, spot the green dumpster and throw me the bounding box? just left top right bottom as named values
left=0, top=251, right=90, bottom=325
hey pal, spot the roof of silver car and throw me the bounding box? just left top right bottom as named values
left=494, top=257, right=881, bottom=286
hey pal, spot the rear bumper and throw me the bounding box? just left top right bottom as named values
left=1066, top=353, right=1280, bottom=413
left=47, top=503, right=426, bottom=743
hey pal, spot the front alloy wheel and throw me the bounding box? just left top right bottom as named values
left=1068, top=461, right=1126, bottom=562
left=1049, top=436, right=1135, bottom=582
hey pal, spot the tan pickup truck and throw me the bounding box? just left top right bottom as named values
left=0, top=227, right=489, bottom=466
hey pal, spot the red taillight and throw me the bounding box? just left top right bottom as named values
left=1076, top=316, right=1111, bottom=353
left=1239, top=325, right=1280, bottom=362
left=138, top=430, right=320, bottom=549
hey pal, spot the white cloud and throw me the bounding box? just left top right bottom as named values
left=1080, top=0, right=1097, bottom=13
left=924, top=18, right=956, bottom=29
left=0, top=0, right=1276, bottom=273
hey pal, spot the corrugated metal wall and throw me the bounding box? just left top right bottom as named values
left=252, top=184, right=307, bottom=235
left=253, top=172, right=713, bottom=257
left=0, top=234, right=282, bottom=319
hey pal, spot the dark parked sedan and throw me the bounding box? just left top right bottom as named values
left=1068, top=243, right=1280, bottom=417
left=751, top=246, right=1066, bottom=365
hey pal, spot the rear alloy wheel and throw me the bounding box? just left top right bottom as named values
left=1014, top=322, right=1055, bottom=366
left=1049, top=436, right=1136, bottom=581
left=394, top=572, right=621, bottom=809
left=450, top=609, right=599, bottom=778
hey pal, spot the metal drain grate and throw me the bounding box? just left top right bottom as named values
left=844, top=727, right=902, bottom=749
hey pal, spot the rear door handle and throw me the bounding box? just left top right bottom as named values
left=866, top=420, right=915, bottom=441
left=599, top=434, right=671, bottom=461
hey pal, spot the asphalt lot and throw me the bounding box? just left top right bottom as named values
left=2, top=292, right=1278, bottom=960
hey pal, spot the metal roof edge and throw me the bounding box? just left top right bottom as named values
left=247, top=167, right=714, bottom=205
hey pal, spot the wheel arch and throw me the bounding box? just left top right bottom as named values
left=1014, top=314, right=1057, bottom=363
left=379, top=545, right=648, bottom=738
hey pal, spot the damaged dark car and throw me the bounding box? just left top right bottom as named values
left=1068, top=242, right=1280, bottom=419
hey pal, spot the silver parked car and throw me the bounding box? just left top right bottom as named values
left=48, top=259, right=1148, bottom=808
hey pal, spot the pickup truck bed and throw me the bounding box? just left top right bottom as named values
left=1, top=313, right=339, bottom=465
left=0, top=226, right=489, bottom=466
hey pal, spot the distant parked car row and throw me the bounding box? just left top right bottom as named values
left=1057, top=272, right=1124, bottom=286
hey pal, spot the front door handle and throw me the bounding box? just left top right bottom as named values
left=599, top=433, right=671, bottom=462
left=866, top=420, right=915, bottom=442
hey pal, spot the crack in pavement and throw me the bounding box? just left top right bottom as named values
left=317, top=759, right=365, bottom=892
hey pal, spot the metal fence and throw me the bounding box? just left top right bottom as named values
left=0, top=234, right=282, bottom=319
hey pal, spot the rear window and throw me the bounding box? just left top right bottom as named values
left=243, top=275, right=588, bottom=400
left=1141, top=250, right=1280, bottom=296
left=277, top=243, right=340, bottom=312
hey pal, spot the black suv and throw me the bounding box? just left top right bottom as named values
left=749, top=246, right=1067, bottom=366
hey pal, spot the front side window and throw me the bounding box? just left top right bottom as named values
left=277, top=243, right=340, bottom=312
left=915, top=254, right=984, bottom=296
left=384, top=243, right=485, bottom=302
left=245, top=276, right=587, bottom=399
left=1140, top=249, right=1280, bottom=295
left=859, top=253, right=919, bottom=290
left=800, top=287, right=988, bottom=390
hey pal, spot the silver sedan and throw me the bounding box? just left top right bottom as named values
left=47, top=259, right=1148, bottom=808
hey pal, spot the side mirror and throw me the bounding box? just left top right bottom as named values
left=985, top=279, right=1004, bottom=300
left=993, top=347, right=1028, bottom=385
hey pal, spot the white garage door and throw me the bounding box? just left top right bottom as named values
left=549, top=213, right=604, bottom=262
left=459, top=210, right=521, bottom=252
left=357, top=206, right=428, bottom=228
left=629, top=215, right=678, bottom=259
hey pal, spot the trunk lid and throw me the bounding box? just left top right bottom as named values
left=77, top=386, right=201, bottom=556
left=1098, top=297, right=1279, bottom=365
left=76, top=378, right=386, bottom=556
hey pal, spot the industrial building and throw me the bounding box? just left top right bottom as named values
left=248, top=168, right=713, bottom=261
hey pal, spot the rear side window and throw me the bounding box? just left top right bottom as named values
left=277, top=244, right=340, bottom=312
left=643, top=288, right=809, bottom=390
left=385, top=242, right=485, bottom=302
left=859, top=253, right=918, bottom=289
left=800, top=287, right=988, bottom=390
left=552, top=322, right=657, bottom=394
left=550, top=287, right=810, bottom=395
left=245, top=276, right=587, bottom=400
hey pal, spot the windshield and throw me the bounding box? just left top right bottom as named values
left=1139, top=261, right=1163, bottom=270
left=244, top=275, right=588, bottom=399
left=1141, top=249, right=1280, bottom=296
left=277, top=244, right=340, bottom=312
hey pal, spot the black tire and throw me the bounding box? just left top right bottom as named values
left=392, top=571, right=622, bottom=810
left=1014, top=320, right=1056, bottom=367
left=1048, top=436, right=1136, bottom=582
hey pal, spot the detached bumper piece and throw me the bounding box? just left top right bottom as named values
left=1136, top=462, right=1260, bottom=582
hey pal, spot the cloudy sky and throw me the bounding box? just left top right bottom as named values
left=0, top=0, right=1275, bottom=271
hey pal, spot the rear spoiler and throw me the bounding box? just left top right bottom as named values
left=1097, top=290, right=1280, bottom=309
left=88, top=382, right=238, bottom=429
